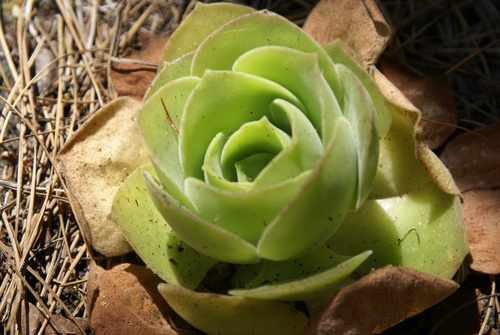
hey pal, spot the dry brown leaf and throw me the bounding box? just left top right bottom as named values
left=303, top=0, right=392, bottom=69
left=18, top=302, right=40, bottom=335
left=305, top=266, right=458, bottom=335
left=440, top=123, right=500, bottom=274
left=18, top=302, right=89, bottom=335
left=87, top=263, right=189, bottom=335
left=440, top=123, right=500, bottom=192
left=43, top=315, right=89, bottom=335
left=378, top=58, right=458, bottom=149
left=111, top=31, right=169, bottom=100
left=462, top=189, right=500, bottom=274
left=58, top=97, right=146, bottom=256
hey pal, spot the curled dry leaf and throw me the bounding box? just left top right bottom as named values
left=378, top=58, right=458, bottom=149
left=305, top=266, right=458, bottom=335
left=303, top=0, right=392, bottom=69
left=440, top=123, right=500, bottom=274
left=111, top=31, right=169, bottom=100
left=87, top=263, right=187, bottom=335
left=58, top=97, right=146, bottom=256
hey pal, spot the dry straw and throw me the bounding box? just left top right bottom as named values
left=0, top=0, right=498, bottom=334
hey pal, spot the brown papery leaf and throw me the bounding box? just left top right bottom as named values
left=305, top=267, right=458, bottom=335
left=440, top=123, right=500, bottom=274
left=378, top=58, right=458, bottom=149
left=19, top=302, right=90, bottom=335
left=303, top=0, right=392, bottom=69
left=58, top=97, right=145, bottom=256
left=87, top=263, right=189, bottom=335
left=111, top=31, right=169, bottom=100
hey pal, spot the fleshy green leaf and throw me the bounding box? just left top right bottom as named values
left=219, top=117, right=291, bottom=182
left=203, top=130, right=253, bottom=193
left=369, top=101, right=432, bottom=200
left=232, top=46, right=342, bottom=142
left=257, top=117, right=358, bottom=260
left=191, top=10, right=341, bottom=96
left=184, top=172, right=311, bottom=247
left=158, top=283, right=308, bottom=335
left=138, top=77, right=200, bottom=211
left=179, top=70, right=304, bottom=180
left=336, top=64, right=378, bottom=208
left=159, top=2, right=255, bottom=65
left=323, top=40, right=391, bottom=136
left=230, top=247, right=372, bottom=301
left=110, top=166, right=217, bottom=289
left=143, top=171, right=261, bottom=264
left=327, top=182, right=468, bottom=279
left=145, top=52, right=194, bottom=100
left=251, top=99, right=322, bottom=189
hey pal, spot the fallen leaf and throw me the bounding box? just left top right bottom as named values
left=58, top=97, right=146, bottom=256
left=462, top=189, right=500, bottom=274
left=18, top=302, right=89, bottom=335
left=111, top=31, right=169, bottom=100
left=379, top=274, right=483, bottom=335
left=378, top=58, right=458, bottom=149
left=440, top=123, right=500, bottom=274
left=303, top=0, right=392, bottom=69
left=440, top=123, right=500, bottom=192
left=18, top=302, right=40, bottom=335
left=87, top=263, right=190, bottom=335
left=43, top=315, right=89, bottom=335
left=305, top=266, right=458, bottom=335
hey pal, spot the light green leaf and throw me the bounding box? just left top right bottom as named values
left=251, top=99, right=322, bottom=189
left=369, top=102, right=432, bottom=199
left=179, top=70, right=304, bottom=180
left=145, top=52, right=194, bottom=100
left=159, top=2, right=255, bottom=65
left=257, top=117, right=358, bottom=260
left=110, top=166, right=217, bottom=289
left=232, top=46, right=342, bottom=142
left=184, top=172, right=311, bottom=247
left=336, top=64, right=378, bottom=208
left=323, top=40, right=392, bottom=136
left=191, top=10, right=341, bottom=96
left=203, top=130, right=252, bottom=192
left=327, top=182, right=468, bottom=279
left=158, top=283, right=308, bottom=335
left=143, top=172, right=261, bottom=264
left=229, top=249, right=372, bottom=301
left=137, top=76, right=200, bottom=211
left=219, top=117, right=291, bottom=182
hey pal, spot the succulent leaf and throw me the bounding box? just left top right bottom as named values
left=159, top=2, right=256, bottom=64
left=229, top=248, right=372, bottom=301
left=179, top=70, right=304, bottom=180
left=143, top=171, right=261, bottom=264
left=110, top=166, right=217, bottom=288
left=138, top=77, right=199, bottom=211
left=327, top=183, right=468, bottom=279
left=158, top=283, right=308, bottom=335
left=323, top=41, right=392, bottom=136
left=257, top=117, right=358, bottom=260
left=191, top=10, right=341, bottom=95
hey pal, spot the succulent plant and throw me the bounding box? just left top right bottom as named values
left=60, top=2, right=468, bottom=334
